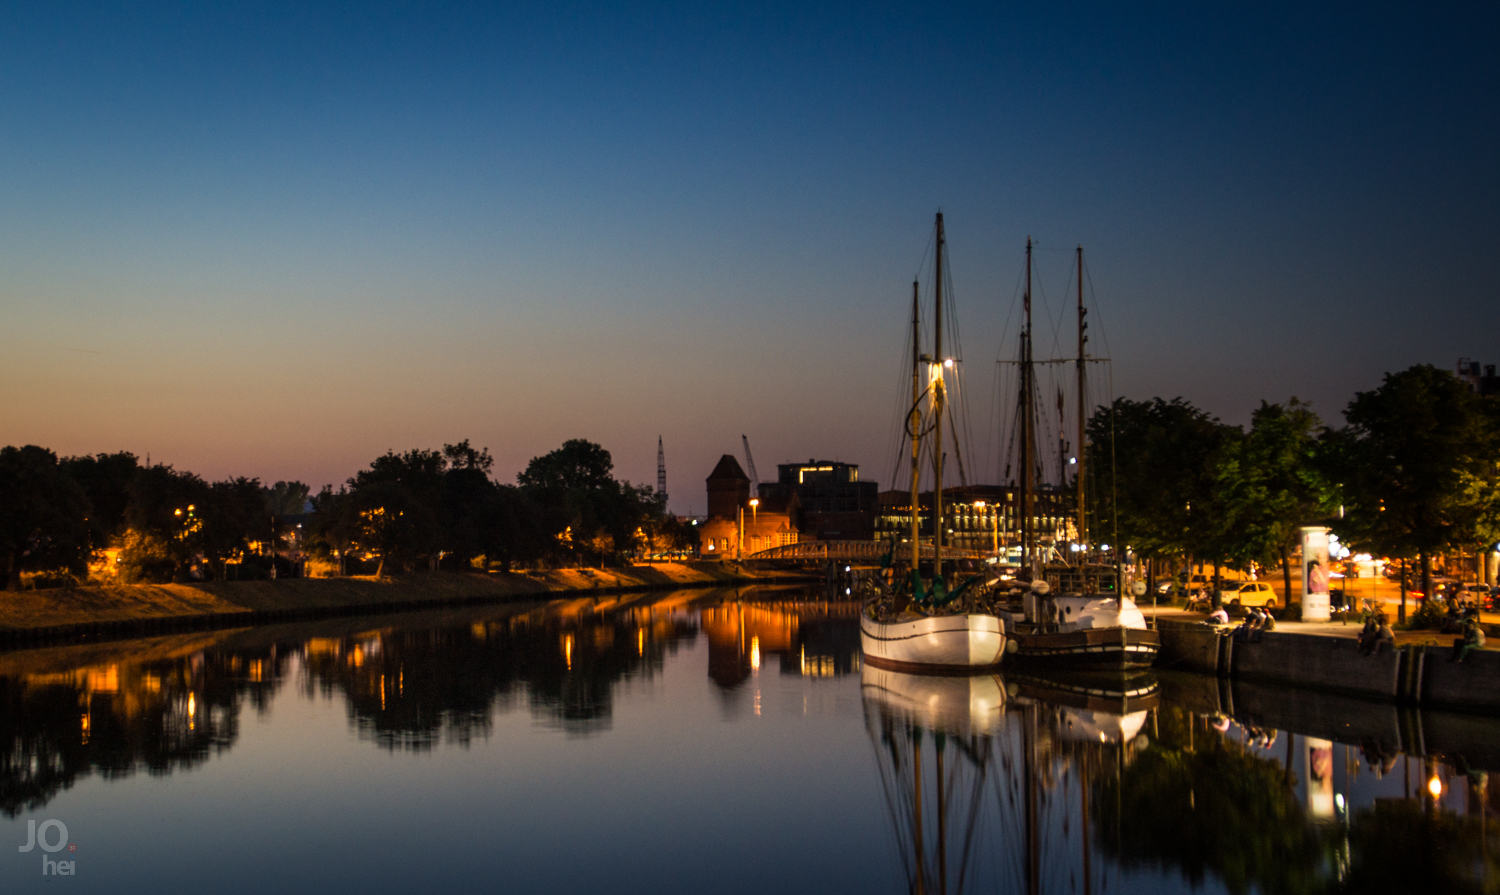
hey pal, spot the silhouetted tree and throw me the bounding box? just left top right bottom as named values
left=59, top=451, right=140, bottom=553
left=0, top=446, right=91, bottom=589
left=1329, top=365, right=1500, bottom=599
left=1215, top=399, right=1337, bottom=601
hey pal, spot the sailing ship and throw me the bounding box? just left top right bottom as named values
left=996, top=242, right=1160, bottom=669
left=859, top=213, right=1009, bottom=672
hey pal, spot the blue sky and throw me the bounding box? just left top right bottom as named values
left=2, top=2, right=1495, bottom=510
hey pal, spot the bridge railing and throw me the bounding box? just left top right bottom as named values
left=743, top=541, right=988, bottom=562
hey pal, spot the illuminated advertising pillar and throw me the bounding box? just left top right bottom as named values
left=1305, top=737, right=1335, bottom=820
left=1300, top=526, right=1331, bottom=622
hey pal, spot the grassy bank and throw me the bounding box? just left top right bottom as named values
left=0, top=563, right=814, bottom=642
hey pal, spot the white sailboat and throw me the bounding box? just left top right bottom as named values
left=860, top=213, right=1009, bottom=672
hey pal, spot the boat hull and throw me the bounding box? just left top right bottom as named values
left=860, top=611, right=1007, bottom=672
left=1010, top=626, right=1160, bottom=670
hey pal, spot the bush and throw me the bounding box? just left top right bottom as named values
left=1401, top=598, right=1445, bottom=631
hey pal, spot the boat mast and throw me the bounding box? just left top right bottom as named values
left=933, top=212, right=945, bottom=583
left=1020, top=238, right=1035, bottom=579
left=1076, top=246, right=1088, bottom=559
left=910, top=280, right=922, bottom=571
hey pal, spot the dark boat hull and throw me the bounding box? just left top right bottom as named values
left=1009, top=626, right=1160, bottom=669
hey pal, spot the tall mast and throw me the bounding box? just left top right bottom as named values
left=933, top=212, right=945, bottom=583
left=1076, top=246, right=1088, bottom=557
left=910, top=280, right=922, bottom=571
left=1020, top=238, right=1035, bottom=578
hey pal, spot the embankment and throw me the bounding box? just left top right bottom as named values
left=0, top=563, right=815, bottom=647
left=1156, top=617, right=1500, bottom=715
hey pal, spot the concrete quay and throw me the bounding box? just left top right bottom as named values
left=1154, top=613, right=1500, bottom=715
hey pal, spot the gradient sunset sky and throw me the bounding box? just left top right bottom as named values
left=3, top=2, right=1495, bottom=512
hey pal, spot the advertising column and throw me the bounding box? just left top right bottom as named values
left=1300, top=526, right=1332, bottom=621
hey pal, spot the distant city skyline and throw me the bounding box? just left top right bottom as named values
left=3, top=3, right=1495, bottom=512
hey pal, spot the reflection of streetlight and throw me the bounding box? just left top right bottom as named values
left=1428, top=775, right=1443, bottom=799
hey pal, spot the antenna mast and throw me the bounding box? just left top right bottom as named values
left=657, top=436, right=668, bottom=508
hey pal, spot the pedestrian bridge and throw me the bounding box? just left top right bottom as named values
left=744, top=541, right=989, bottom=564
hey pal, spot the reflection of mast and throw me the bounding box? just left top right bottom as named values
left=1022, top=700, right=1040, bottom=895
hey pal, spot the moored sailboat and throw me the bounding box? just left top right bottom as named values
left=859, top=213, right=1008, bottom=672
left=998, top=242, right=1159, bottom=669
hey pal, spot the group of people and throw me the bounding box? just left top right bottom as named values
left=1357, top=612, right=1395, bottom=656
left=1231, top=606, right=1276, bottom=642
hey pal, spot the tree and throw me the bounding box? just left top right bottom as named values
left=1088, top=398, right=1239, bottom=593
left=518, top=440, right=655, bottom=566
left=0, top=446, right=91, bottom=589
left=1215, top=400, right=1337, bottom=602
left=1331, top=365, right=1500, bottom=600
left=58, top=452, right=140, bottom=554
left=122, top=464, right=212, bottom=581
left=200, top=478, right=274, bottom=579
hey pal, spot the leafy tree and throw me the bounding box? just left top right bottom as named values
left=1215, top=400, right=1336, bottom=601
left=58, top=451, right=140, bottom=553
left=264, top=481, right=310, bottom=516
left=122, top=464, right=211, bottom=581
left=200, top=477, right=274, bottom=578
left=1330, top=365, right=1500, bottom=599
left=0, top=446, right=91, bottom=589
left=518, top=440, right=657, bottom=566
left=1088, top=398, right=1240, bottom=594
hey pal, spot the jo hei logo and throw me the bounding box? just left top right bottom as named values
left=18, top=819, right=77, bottom=876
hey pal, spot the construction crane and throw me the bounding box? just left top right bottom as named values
left=741, top=435, right=761, bottom=499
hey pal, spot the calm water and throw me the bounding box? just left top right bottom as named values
left=1, top=585, right=1496, bottom=894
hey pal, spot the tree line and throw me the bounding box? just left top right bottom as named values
left=0, top=438, right=690, bottom=589
left=1087, top=364, right=1500, bottom=601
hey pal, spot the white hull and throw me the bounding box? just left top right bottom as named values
left=860, top=611, right=1007, bottom=671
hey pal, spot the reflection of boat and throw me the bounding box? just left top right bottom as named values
left=861, top=660, right=1153, bottom=894
left=861, top=213, right=1008, bottom=672
left=860, top=663, right=1005, bottom=895
left=860, top=663, right=1005, bottom=731
left=1007, top=669, right=1158, bottom=744
left=1001, top=243, right=1158, bottom=669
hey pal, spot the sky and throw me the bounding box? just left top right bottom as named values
left=2, top=1, right=1496, bottom=513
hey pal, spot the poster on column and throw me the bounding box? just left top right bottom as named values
left=1300, top=526, right=1331, bottom=621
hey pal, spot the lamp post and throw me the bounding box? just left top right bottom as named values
left=748, top=499, right=759, bottom=554
left=975, top=501, right=997, bottom=557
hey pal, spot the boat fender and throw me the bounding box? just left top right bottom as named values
left=1005, top=640, right=1020, bottom=654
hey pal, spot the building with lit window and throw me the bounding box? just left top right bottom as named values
left=755, top=459, right=880, bottom=541
left=698, top=455, right=799, bottom=558
left=873, top=484, right=1074, bottom=558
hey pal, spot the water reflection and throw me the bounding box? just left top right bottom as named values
left=2, top=588, right=1500, bottom=893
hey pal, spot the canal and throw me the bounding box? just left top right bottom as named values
left=1, top=585, right=1495, bottom=893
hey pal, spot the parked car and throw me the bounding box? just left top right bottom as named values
left=1222, top=581, right=1279, bottom=608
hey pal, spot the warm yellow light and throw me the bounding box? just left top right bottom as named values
left=174, top=509, right=182, bottom=516
left=974, top=501, right=986, bottom=509
left=563, top=634, right=574, bottom=670
left=637, top=628, right=645, bottom=656
left=1428, top=776, right=1443, bottom=798
left=750, top=635, right=761, bottom=671
left=749, top=499, right=759, bottom=507
left=187, top=692, right=196, bottom=715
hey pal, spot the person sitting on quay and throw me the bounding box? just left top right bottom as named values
left=1450, top=618, right=1486, bottom=664
left=1359, top=615, right=1394, bottom=656
left=1232, top=610, right=1260, bottom=642
left=1248, top=606, right=1275, bottom=642
left=1207, top=605, right=1230, bottom=625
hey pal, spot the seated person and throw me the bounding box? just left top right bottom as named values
left=1259, top=607, right=1276, bottom=633
left=1207, top=605, right=1230, bottom=625
left=1451, top=618, right=1486, bottom=663
left=1359, top=618, right=1395, bottom=655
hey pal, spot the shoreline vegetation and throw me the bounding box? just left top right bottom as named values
left=0, top=563, right=815, bottom=646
